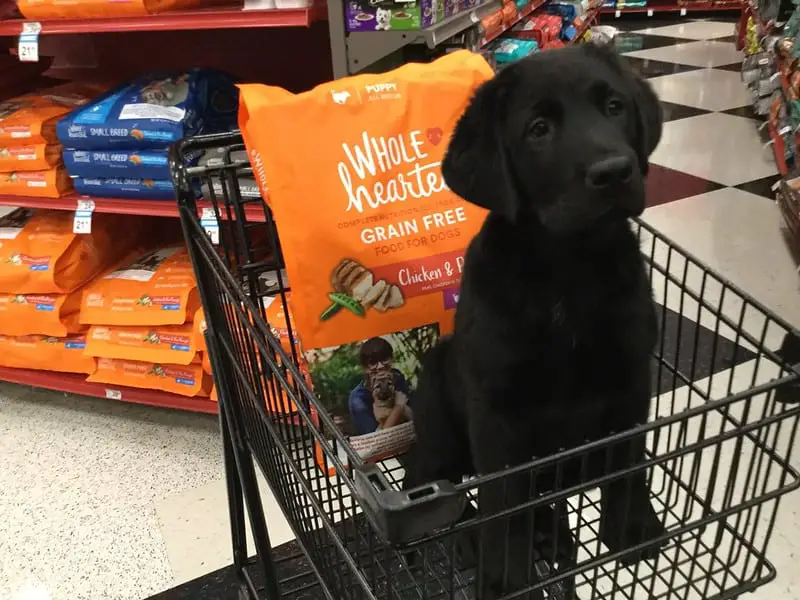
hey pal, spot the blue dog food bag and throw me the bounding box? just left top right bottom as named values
left=73, top=177, right=174, bottom=200
left=64, top=149, right=169, bottom=180
left=57, top=69, right=238, bottom=150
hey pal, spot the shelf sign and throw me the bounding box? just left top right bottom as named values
left=73, top=199, right=95, bottom=234
left=647, top=8, right=654, bottom=16
left=680, top=7, right=687, bottom=15
left=18, top=22, right=41, bottom=63
left=200, top=207, right=220, bottom=245
left=615, top=9, right=621, bottom=17
left=105, top=388, right=122, bottom=401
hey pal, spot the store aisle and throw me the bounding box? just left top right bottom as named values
left=2, top=17, right=799, bottom=600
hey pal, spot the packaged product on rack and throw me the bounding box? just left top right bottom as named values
left=0, top=208, right=145, bottom=294
left=72, top=176, right=175, bottom=200
left=85, top=323, right=197, bottom=365
left=18, top=0, right=229, bottom=19
left=0, top=81, right=107, bottom=145
left=238, top=50, right=493, bottom=462
left=0, top=288, right=83, bottom=337
left=0, top=144, right=63, bottom=172
left=80, top=245, right=200, bottom=326
left=0, top=166, right=73, bottom=198
left=63, top=149, right=171, bottom=180
left=0, top=333, right=96, bottom=374
left=87, top=356, right=211, bottom=397
left=57, top=70, right=239, bottom=150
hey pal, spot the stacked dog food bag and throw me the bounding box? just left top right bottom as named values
left=79, top=241, right=212, bottom=398
left=0, top=82, right=104, bottom=199
left=58, top=70, right=238, bottom=200
left=0, top=208, right=145, bottom=374
left=237, top=51, right=493, bottom=464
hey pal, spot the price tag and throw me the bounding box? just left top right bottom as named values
left=200, top=207, right=220, bottom=245
left=779, top=125, right=792, bottom=135
left=771, top=180, right=782, bottom=192
left=615, top=9, right=621, bottom=17
left=647, top=8, right=654, bottom=16
left=18, top=22, right=41, bottom=63
left=73, top=199, right=95, bottom=234
left=105, top=389, right=122, bottom=401
left=680, top=7, right=686, bottom=15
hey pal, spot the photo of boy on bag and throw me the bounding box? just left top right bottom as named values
left=349, top=337, right=412, bottom=435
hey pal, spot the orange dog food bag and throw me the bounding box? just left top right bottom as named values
left=0, top=333, right=95, bottom=374
left=0, top=144, right=63, bottom=171
left=0, top=208, right=144, bottom=294
left=239, top=51, right=493, bottom=463
left=0, top=289, right=83, bottom=337
left=19, top=0, right=228, bottom=19
left=0, top=167, right=73, bottom=198
left=87, top=357, right=211, bottom=397
left=85, top=323, right=197, bottom=365
left=80, top=245, right=199, bottom=326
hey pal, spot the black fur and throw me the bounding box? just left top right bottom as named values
left=404, top=45, right=666, bottom=599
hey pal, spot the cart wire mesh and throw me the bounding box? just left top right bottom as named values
left=170, top=131, right=800, bottom=600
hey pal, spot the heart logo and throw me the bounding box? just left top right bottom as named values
left=426, top=127, right=443, bottom=146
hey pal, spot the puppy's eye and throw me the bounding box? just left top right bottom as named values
left=529, top=118, right=551, bottom=139
left=606, top=97, right=625, bottom=117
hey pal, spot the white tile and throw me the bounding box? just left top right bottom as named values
left=647, top=68, right=753, bottom=112
left=644, top=187, right=800, bottom=329
left=649, top=113, right=777, bottom=185
left=632, top=20, right=735, bottom=40
left=625, top=40, right=742, bottom=68
left=0, top=388, right=224, bottom=600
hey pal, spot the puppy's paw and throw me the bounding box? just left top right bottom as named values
left=599, top=504, right=666, bottom=564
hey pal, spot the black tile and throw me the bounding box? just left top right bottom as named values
left=735, top=174, right=781, bottom=199
left=715, top=62, right=744, bottom=72
left=623, top=56, right=702, bottom=79
left=615, top=32, right=687, bottom=53
left=660, top=100, right=710, bottom=123
left=715, top=35, right=738, bottom=43
left=721, top=105, right=759, bottom=120
left=646, top=163, right=724, bottom=207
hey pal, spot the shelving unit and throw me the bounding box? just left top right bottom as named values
left=601, top=0, right=741, bottom=15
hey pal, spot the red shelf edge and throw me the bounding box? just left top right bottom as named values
left=0, top=6, right=327, bottom=36
left=0, top=366, right=218, bottom=413
left=571, top=7, right=599, bottom=42
left=600, top=2, right=741, bottom=13
left=0, top=193, right=268, bottom=221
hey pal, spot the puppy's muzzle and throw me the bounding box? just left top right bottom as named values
left=586, top=156, right=634, bottom=190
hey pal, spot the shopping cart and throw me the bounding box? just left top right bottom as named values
left=170, top=130, right=800, bottom=600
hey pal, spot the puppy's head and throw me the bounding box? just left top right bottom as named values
left=369, top=369, right=396, bottom=405
left=443, top=44, right=662, bottom=234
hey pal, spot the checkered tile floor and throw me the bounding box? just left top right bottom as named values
left=614, top=19, right=781, bottom=203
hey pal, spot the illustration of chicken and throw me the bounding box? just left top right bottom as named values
left=321, top=259, right=404, bottom=321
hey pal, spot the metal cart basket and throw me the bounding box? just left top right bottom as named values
left=170, top=130, right=800, bottom=600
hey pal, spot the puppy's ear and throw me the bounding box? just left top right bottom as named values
left=583, top=44, right=663, bottom=173
left=442, top=72, right=519, bottom=219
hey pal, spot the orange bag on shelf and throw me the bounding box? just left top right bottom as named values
left=0, top=82, right=105, bottom=145
left=85, top=323, right=197, bottom=365
left=87, top=357, right=211, bottom=397
left=0, top=333, right=95, bottom=374
left=0, top=208, right=145, bottom=294
left=18, top=0, right=229, bottom=19
left=0, top=289, right=83, bottom=337
left=0, top=167, right=73, bottom=198
left=80, top=245, right=199, bottom=326
left=0, top=144, right=63, bottom=172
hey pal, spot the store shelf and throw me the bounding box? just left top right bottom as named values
left=572, top=7, right=599, bottom=41
left=481, top=0, right=550, bottom=46
left=601, top=1, right=741, bottom=14
left=0, top=193, right=267, bottom=220
left=0, top=366, right=217, bottom=413
left=0, top=6, right=327, bottom=36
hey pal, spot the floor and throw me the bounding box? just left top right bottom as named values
left=2, top=15, right=799, bottom=600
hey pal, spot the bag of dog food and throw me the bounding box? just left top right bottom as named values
left=0, top=82, right=104, bottom=145
left=79, top=245, right=200, bottom=326
left=0, top=333, right=95, bottom=374
left=0, top=167, right=74, bottom=198
left=19, top=0, right=227, bottom=19
left=73, top=177, right=175, bottom=200
left=239, top=51, right=492, bottom=462
left=85, top=323, right=197, bottom=365
left=0, top=208, right=144, bottom=294
left=87, top=357, right=211, bottom=397
left=64, top=149, right=171, bottom=180
left=57, top=70, right=238, bottom=150
left=0, top=289, right=83, bottom=337
left=0, top=144, right=62, bottom=172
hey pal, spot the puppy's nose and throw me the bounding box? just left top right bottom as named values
left=586, top=156, right=634, bottom=190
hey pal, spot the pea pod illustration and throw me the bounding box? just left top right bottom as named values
left=321, top=292, right=365, bottom=321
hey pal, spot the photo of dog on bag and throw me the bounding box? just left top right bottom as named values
left=305, top=324, right=437, bottom=460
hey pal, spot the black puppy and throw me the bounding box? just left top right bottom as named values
left=404, top=44, right=666, bottom=599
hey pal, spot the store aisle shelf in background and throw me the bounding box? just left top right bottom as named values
left=600, top=0, right=741, bottom=14
left=572, top=7, right=599, bottom=41
left=0, top=5, right=327, bottom=36
left=0, top=193, right=268, bottom=220
left=481, top=0, right=550, bottom=46
left=0, top=366, right=218, bottom=413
